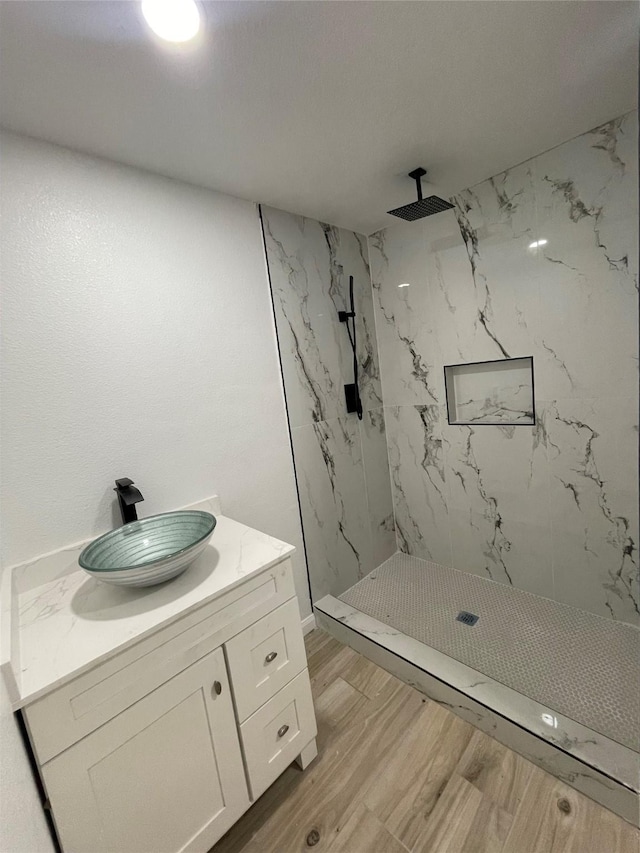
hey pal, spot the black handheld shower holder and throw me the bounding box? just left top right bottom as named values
left=338, top=276, right=363, bottom=419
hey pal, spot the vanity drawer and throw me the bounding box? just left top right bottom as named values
left=25, top=559, right=295, bottom=765
left=225, top=598, right=306, bottom=721
left=239, top=669, right=316, bottom=800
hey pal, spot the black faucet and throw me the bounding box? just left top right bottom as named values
left=114, top=478, right=144, bottom=525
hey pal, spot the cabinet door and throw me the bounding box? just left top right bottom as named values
left=42, top=647, right=249, bottom=853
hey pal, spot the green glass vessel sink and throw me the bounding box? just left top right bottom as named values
left=78, top=510, right=216, bottom=587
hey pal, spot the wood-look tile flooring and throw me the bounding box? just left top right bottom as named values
left=214, top=630, right=640, bottom=853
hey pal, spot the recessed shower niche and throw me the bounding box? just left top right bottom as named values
left=444, top=356, right=535, bottom=425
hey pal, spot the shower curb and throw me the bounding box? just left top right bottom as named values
left=315, top=595, right=639, bottom=827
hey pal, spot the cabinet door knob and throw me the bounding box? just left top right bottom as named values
left=265, top=651, right=278, bottom=663
left=213, top=680, right=222, bottom=696
left=277, top=724, right=289, bottom=738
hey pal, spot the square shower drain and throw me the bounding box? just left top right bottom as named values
left=456, top=611, right=479, bottom=626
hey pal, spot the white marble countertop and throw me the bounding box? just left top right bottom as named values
left=0, top=497, right=295, bottom=709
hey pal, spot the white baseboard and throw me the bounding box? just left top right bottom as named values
left=301, top=613, right=316, bottom=635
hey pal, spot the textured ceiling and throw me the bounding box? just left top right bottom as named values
left=0, top=1, right=637, bottom=234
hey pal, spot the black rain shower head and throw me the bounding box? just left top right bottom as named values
left=387, top=168, right=454, bottom=221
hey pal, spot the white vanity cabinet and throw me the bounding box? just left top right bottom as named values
left=40, top=647, right=248, bottom=853
left=19, top=556, right=317, bottom=853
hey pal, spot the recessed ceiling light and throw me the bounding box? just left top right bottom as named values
left=528, top=239, right=548, bottom=249
left=141, top=0, right=200, bottom=43
left=398, top=283, right=411, bottom=288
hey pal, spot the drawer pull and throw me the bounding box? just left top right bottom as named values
left=213, top=680, right=222, bottom=696
left=265, top=651, right=278, bottom=663
left=277, top=724, right=289, bottom=738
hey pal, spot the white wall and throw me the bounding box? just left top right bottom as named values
left=0, top=131, right=311, bottom=852
left=0, top=675, right=53, bottom=853
left=0, top=132, right=308, bottom=617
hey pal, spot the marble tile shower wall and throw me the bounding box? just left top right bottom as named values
left=369, top=111, right=639, bottom=625
left=261, top=207, right=395, bottom=600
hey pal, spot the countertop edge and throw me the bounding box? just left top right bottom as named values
left=12, top=546, right=295, bottom=711
left=1, top=497, right=298, bottom=710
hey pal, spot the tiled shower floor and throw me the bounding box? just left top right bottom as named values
left=339, top=553, right=640, bottom=753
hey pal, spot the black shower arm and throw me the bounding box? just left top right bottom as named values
left=409, top=167, right=426, bottom=200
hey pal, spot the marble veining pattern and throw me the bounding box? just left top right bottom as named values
left=369, top=111, right=638, bottom=623
left=290, top=416, right=373, bottom=601
left=262, top=207, right=383, bottom=427
left=451, top=382, right=534, bottom=424
left=445, top=359, right=535, bottom=424
left=2, top=500, right=295, bottom=706
left=385, top=404, right=452, bottom=566
left=368, top=230, right=441, bottom=407
left=359, top=407, right=396, bottom=568
left=262, top=207, right=394, bottom=601
left=546, top=397, right=639, bottom=621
